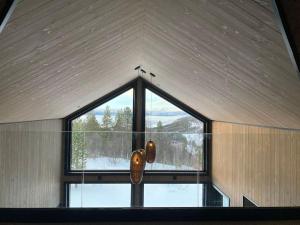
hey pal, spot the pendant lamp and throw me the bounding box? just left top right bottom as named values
left=130, top=149, right=146, bottom=184
left=130, top=67, right=157, bottom=184
left=146, top=140, right=156, bottom=163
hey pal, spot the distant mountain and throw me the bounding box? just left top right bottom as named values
left=146, top=111, right=186, bottom=116
left=93, top=110, right=203, bottom=133
left=94, top=110, right=186, bottom=117
left=152, top=116, right=203, bottom=133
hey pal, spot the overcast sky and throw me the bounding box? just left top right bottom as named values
left=93, top=89, right=182, bottom=113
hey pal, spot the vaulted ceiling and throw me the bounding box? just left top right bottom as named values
left=0, top=0, right=299, bottom=129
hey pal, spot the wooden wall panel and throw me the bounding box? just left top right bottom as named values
left=0, top=119, right=62, bottom=207
left=212, top=121, right=300, bottom=206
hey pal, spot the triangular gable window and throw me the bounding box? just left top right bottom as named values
left=64, top=77, right=217, bottom=208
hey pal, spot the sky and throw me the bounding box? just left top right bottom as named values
left=76, top=87, right=203, bottom=129
left=92, top=88, right=183, bottom=113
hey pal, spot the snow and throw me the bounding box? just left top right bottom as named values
left=84, top=157, right=196, bottom=170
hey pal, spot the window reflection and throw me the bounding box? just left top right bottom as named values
left=71, top=89, right=133, bottom=170
left=69, top=184, right=131, bottom=207
left=145, top=89, right=204, bottom=170
left=144, top=184, right=203, bottom=207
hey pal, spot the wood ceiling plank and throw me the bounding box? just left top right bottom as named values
left=0, top=0, right=299, bottom=128
left=142, top=0, right=300, bottom=128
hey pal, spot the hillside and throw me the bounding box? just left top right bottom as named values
left=150, top=116, right=204, bottom=133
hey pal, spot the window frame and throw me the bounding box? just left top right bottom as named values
left=63, top=77, right=212, bottom=207
left=143, top=79, right=211, bottom=175
left=64, top=79, right=137, bottom=175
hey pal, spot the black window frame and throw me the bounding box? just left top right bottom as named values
left=63, top=77, right=212, bottom=207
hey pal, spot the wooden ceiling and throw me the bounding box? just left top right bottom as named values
left=0, top=0, right=299, bottom=129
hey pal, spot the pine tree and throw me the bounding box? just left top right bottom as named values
left=86, top=111, right=100, bottom=131
left=101, top=105, right=113, bottom=143
left=114, top=109, right=125, bottom=130
left=71, top=119, right=88, bottom=170
left=102, top=106, right=113, bottom=129
left=156, top=120, right=163, bottom=132
left=123, top=107, right=132, bottom=130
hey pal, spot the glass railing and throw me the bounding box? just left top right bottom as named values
left=69, top=130, right=204, bottom=171
left=0, top=130, right=299, bottom=208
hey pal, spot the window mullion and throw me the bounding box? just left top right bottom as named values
left=133, top=77, right=145, bottom=149
left=131, top=77, right=145, bottom=207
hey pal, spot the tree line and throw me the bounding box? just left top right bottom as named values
left=71, top=106, right=203, bottom=170
left=71, top=105, right=132, bottom=169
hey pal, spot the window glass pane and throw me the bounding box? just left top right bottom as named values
left=69, top=184, right=131, bottom=207
left=71, top=89, right=133, bottom=170
left=144, top=184, right=203, bottom=207
left=223, top=195, right=230, bottom=207
left=204, top=184, right=230, bottom=207
left=213, top=186, right=230, bottom=207
left=145, top=89, right=204, bottom=170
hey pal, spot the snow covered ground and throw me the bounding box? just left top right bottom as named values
left=84, top=157, right=196, bottom=170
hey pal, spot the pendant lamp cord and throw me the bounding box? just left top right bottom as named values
left=149, top=73, right=156, bottom=140
left=150, top=74, right=153, bottom=140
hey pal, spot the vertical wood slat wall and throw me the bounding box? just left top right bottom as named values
left=212, top=121, right=300, bottom=206
left=0, top=120, right=62, bottom=207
